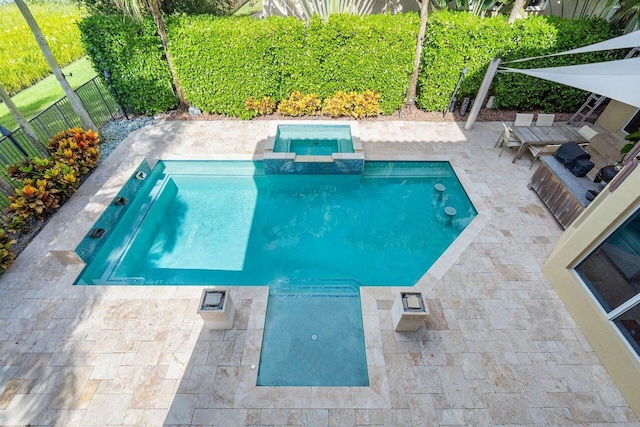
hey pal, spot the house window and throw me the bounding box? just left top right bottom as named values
left=576, top=208, right=640, bottom=355
left=615, top=303, right=640, bottom=355
left=623, top=109, right=640, bottom=134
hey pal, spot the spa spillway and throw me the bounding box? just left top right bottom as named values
left=263, top=122, right=364, bottom=175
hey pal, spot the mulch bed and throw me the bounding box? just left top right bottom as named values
left=160, top=107, right=576, bottom=123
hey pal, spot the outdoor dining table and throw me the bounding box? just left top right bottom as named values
left=511, top=125, right=588, bottom=162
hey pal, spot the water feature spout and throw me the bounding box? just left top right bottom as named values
left=89, top=228, right=105, bottom=239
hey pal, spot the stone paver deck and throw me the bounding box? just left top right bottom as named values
left=0, top=120, right=637, bottom=426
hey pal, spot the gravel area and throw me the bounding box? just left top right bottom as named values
left=97, top=116, right=156, bottom=165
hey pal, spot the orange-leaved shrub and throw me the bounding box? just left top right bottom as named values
left=323, top=90, right=381, bottom=118
left=49, top=127, right=100, bottom=175
left=246, top=90, right=381, bottom=118
left=7, top=179, right=61, bottom=231
left=245, top=96, right=276, bottom=116
left=277, top=91, right=322, bottom=116
left=4, top=128, right=99, bottom=233
left=0, top=228, right=16, bottom=274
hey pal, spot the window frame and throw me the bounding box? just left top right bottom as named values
left=571, top=205, right=640, bottom=319
left=622, top=109, right=640, bottom=135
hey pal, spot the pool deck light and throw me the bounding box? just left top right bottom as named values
left=392, top=292, right=429, bottom=332
left=198, top=288, right=235, bottom=329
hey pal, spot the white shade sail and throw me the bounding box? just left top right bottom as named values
left=465, top=32, right=640, bottom=129
left=503, top=30, right=640, bottom=64
left=500, top=57, right=640, bottom=108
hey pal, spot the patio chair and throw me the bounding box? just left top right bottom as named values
left=578, top=125, right=599, bottom=141
left=528, top=143, right=561, bottom=169
left=536, top=114, right=555, bottom=127
left=496, top=123, right=522, bottom=156
left=514, top=113, right=534, bottom=127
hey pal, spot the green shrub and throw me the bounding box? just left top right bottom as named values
left=164, top=0, right=234, bottom=16
left=79, top=15, right=177, bottom=115
left=278, top=91, right=322, bottom=116
left=169, top=15, right=305, bottom=118
left=285, top=14, right=417, bottom=115
left=418, top=11, right=620, bottom=112
left=76, top=0, right=233, bottom=16
left=492, top=16, right=621, bottom=111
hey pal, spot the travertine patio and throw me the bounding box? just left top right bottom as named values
left=0, top=120, right=637, bottom=426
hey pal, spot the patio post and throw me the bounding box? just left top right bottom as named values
left=464, top=57, right=501, bottom=131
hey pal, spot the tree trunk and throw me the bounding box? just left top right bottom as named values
left=508, top=0, right=527, bottom=23
left=14, top=0, right=97, bottom=131
left=150, top=5, right=189, bottom=111
left=406, top=0, right=429, bottom=106
left=0, top=84, right=47, bottom=156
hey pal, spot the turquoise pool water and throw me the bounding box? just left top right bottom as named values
left=76, top=160, right=476, bottom=286
left=258, top=281, right=368, bottom=386
left=273, top=124, right=354, bottom=155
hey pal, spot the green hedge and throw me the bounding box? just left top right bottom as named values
left=80, top=11, right=619, bottom=117
left=80, top=13, right=418, bottom=117
left=169, top=13, right=419, bottom=118
left=493, top=16, right=620, bottom=111
left=79, top=15, right=178, bottom=115
left=418, top=11, right=620, bottom=112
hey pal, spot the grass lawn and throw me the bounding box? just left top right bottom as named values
left=233, top=0, right=262, bottom=17
left=0, top=56, right=97, bottom=130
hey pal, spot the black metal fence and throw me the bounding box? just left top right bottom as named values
left=0, top=77, right=123, bottom=207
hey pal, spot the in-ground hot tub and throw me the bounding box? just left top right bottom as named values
left=263, top=121, right=364, bottom=174
left=273, top=124, right=355, bottom=155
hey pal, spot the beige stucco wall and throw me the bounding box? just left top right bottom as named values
left=596, top=100, right=638, bottom=135
left=543, top=167, right=640, bottom=417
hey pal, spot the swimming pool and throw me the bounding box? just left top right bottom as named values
left=258, top=281, right=369, bottom=386
left=75, top=160, right=476, bottom=286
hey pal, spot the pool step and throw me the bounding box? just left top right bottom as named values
left=268, top=278, right=361, bottom=297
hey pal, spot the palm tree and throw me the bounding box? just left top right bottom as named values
left=113, top=0, right=188, bottom=110
left=0, top=84, right=47, bottom=156
left=13, top=0, right=97, bottom=131
left=406, top=0, right=429, bottom=107
left=608, top=0, right=640, bottom=32
left=508, top=0, right=527, bottom=23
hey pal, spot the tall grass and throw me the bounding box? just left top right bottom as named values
left=0, top=1, right=85, bottom=95
left=0, top=57, right=97, bottom=130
